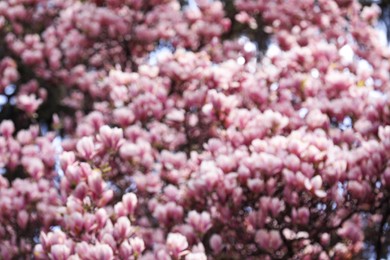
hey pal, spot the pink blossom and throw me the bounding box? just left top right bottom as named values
left=337, top=220, right=364, bottom=243
left=97, top=125, right=124, bottom=150
left=348, top=181, right=366, bottom=200
left=16, top=94, right=42, bottom=115
left=119, top=142, right=139, bottom=159
left=98, top=190, right=114, bottom=206
left=87, top=170, right=104, bottom=197
left=113, top=216, right=132, bottom=240
left=113, top=107, right=135, bottom=126
left=0, top=120, right=15, bottom=138
left=255, top=230, right=283, bottom=251
left=60, top=152, right=76, bottom=172
left=76, top=137, right=96, bottom=160
left=209, top=234, right=223, bottom=254
left=166, top=233, right=189, bottom=258
left=22, top=157, right=45, bottom=179
left=185, top=252, right=207, bottom=260
left=130, top=237, right=145, bottom=256
left=122, top=193, right=138, bottom=215
left=119, top=240, right=133, bottom=259
left=17, top=210, right=29, bottom=229
left=292, top=207, right=310, bottom=225
left=186, top=211, right=212, bottom=234
left=306, top=109, right=329, bottom=129
left=90, top=244, right=114, bottom=260
left=361, top=4, right=381, bottom=24
left=166, top=109, right=185, bottom=122
left=50, top=244, right=71, bottom=260
left=153, top=202, right=184, bottom=226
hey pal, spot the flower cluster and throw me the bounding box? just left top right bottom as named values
left=0, top=0, right=389, bottom=259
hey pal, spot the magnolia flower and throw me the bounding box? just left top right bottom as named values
left=255, top=230, right=283, bottom=251
left=16, top=94, right=42, bottom=115
left=113, top=217, right=132, bottom=240
left=186, top=211, right=212, bottom=234
left=130, top=237, right=145, bottom=256
left=0, top=120, right=15, bottom=138
left=166, top=233, right=189, bottom=258
left=209, top=234, right=223, bottom=254
left=50, top=244, right=71, bottom=260
left=76, top=137, right=95, bottom=160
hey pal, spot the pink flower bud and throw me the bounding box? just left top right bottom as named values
left=17, top=210, right=29, bottom=229
left=60, top=152, right=76, bottom=172
left=83, top=213, right=97, bottom=232
left=269, top=198, right=285, bottom=217
left=209, top=234, right=223, bottom=254
left=98, top=190, right=114, bottom=206
left=321, top=233, right=330, bottom=246
left=119, top=240, right=133, bottom=259
left=114, top=217, right=132, bottom=240
left=95, top=208, right=109, bottom=229
left=73, top=182, right=88, bottom=200
left=87, top=170, right=104, bottom=196
left=115, top=202, right=127, bottom=218
left=67, top=212, right=84, bottom=234
left=130, top=237, right=145, bottom=255
left=65, top=164, right=82, bottom=186
left=122, top=193, right=137, bottom=215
